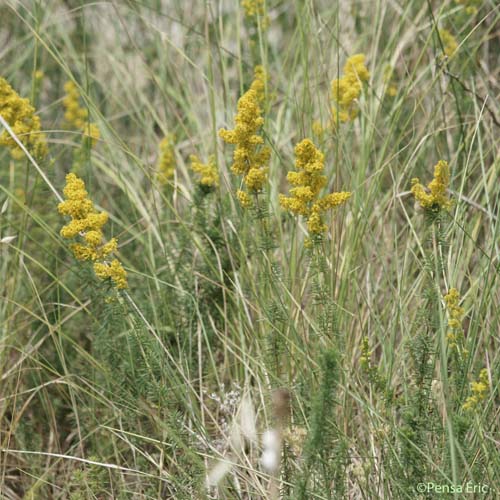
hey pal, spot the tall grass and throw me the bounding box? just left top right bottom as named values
left=1, top=0, right=498, bottom=498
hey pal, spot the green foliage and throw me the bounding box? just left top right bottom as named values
left=1, top=1, right=498, bottom=498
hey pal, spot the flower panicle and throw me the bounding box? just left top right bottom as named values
left=383, top=65, right=397, bottom=97
left=63, top=81, right=100, bottom=146
left=455, top=0, right=480, bottom=15
left=444, top=288, right=468, bottom=357
left=463, top=369, right=489, bottom=411
left=411, top=160, right=452, bottom=211
left=439, top=29, right=458, bottom=58
left=190, top=154, right=219, bottom=188
left=219, top=66, right=270, bottom=208
left=331, top=53, right=370, bottom=124
left=58, top=173, right=128, bottom=290
left=242, top=0, right=270, bottom=29
left=0, top=76, right=48, bottom=159
left=279, top=138, right=351, bottom=234
left=157, top=134, right=176, bottom=185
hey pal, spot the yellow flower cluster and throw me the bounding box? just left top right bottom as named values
left=93, top=260, right=128, bottom=290
left=279, top=138, right=351, bottom=234
left=439, top=29, right=458, bottom=58
left=463, top=369, right=489, bottom=411
left=444, top=288, right=467, bottom=355
left=455, top=0, right=480, bottom=15
left=157, top=134, right=176, bottom=185
left=312, top=121, right=325, bottom=141
left=383, top=65, right=397, bottom=97
left=219, top=66, right=270, bottom=207
left=241, top=0, right=269, bottom=28
left=58, top=173, right=128, bottom=289
left=411, top=160, right=452, bottom=211
left=444, top=288, right=464, bottom=331
left=63, top=81, right=100, bottom=146
left=242, top=0, right=264, bottom=17
left=331, top=54, right=370, bottom=123
left=190, top=154, right=219, bottom=188
left=0, top=76, right=48, bottom=159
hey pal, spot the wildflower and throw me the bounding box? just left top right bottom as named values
left=93, top=259, right=128, bottom=290
left=0, top=76, right=48, bottom=159
left=58, top=173, right=127, bottom=289
left=312, top=121, right=325, bottom=140
left=157, top=134, right=176, bottom=185
left=444, top=288, right=464, bottom=331
left=219, top=66, right=270, bottom=208
left=83, top=123, right=100, bottom=146
left=463, top=369, right=489, bottom=411
left=444, top=288, right=467, bottom=355
left=63, top=80, right=100, bottom=146
left=242, top=0, right=264, bottom=17
left=383, top=65, right=397, bottom=97
left=439, top=29, right=458, bottom=58
left=411, top=160, right=452, bottom=211
left=331, top=54, right=370, bottom=124
left=63, top=81, right=88, bottom=129
left=455, top=0, right=481, bottom=15
left=241, top=0, right=269, bottom=28
left=236, top=189, right=252, bottom=208
left=190, top=154, right=219, bottom=188
left=279, top=138, right=351, bottom=234
left=250, top=65, right=267, bottom=102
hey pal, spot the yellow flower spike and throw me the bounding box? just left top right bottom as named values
left=244, top=166, right=267, bottom=191
left=444, top=288, right=464, bottom=325
left=383, top=65, right=398, bottom=97
left=59, top=173, right=127, bottom=290
left=69, top=243, right=98, bottom=261
left=241, top=0, right=270, bottom=29
left=306, top=207, right=328, bottom=234
left=444, top=288, right=466, bottom=356
left=455, top=0, right=480, bottom=15
left=63, top=81, right=88, bottom=129
left=343, top=54, right=370, bottom=83
left=411, top=160, right=452, bottom=211
left=439, top=29, right=458, bottom=58
left=250, top=65, right=267, bottom=102
left=83, top=123, right=100, bottom=146
left=236, top=189, right=252, bottom=208
left=463, top=369, right=489, bottom=411
left=312, top=121, right=325, bottom=141
left=100, top=238, right=118, bottom=258
left=0, top=76, right=48, bottom=159
left=331, top=54, right=369, bottom=125
left=84, top=230, right=104, bottom=247
left=63, top=80, right=100, bottom=147
left=316, top=191, right=353, bottom=211
left=280, top=138, right=351, bottom=235
left=93, top=259, right=128, bottom=290
left=157, top=134, right=176, bottom=185
left=219, top=66, right=270, bottom=206
left=242, top=0, right=264, bottom=17
left=190, top=154, right=219, bottom=188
